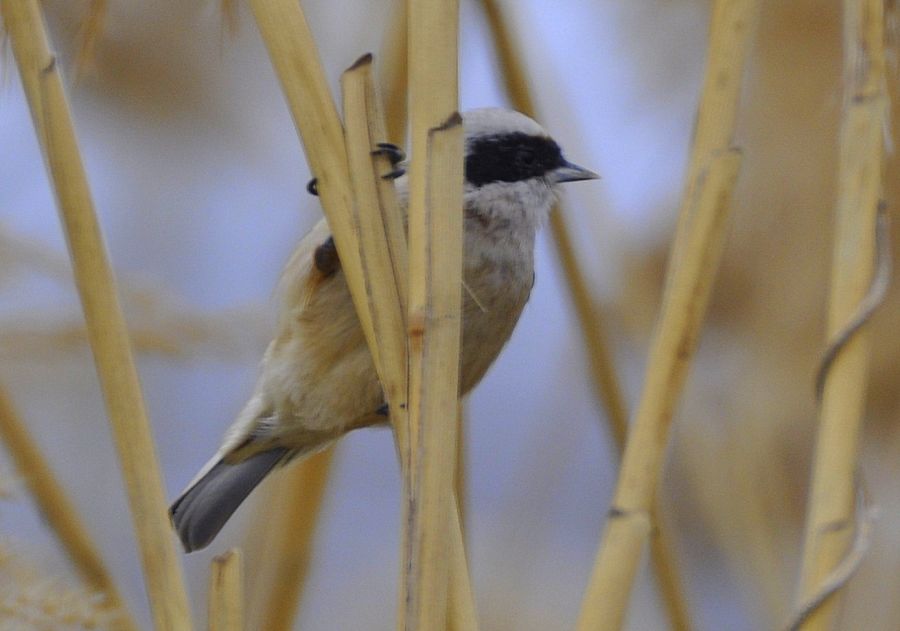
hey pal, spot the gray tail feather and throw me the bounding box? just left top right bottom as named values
left=170, top=447, right=290, bottom=553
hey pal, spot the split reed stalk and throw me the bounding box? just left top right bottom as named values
left=576, top=148, right=743, bottom=631
left=0, top=387, right=140, bottom=631
left=245, top=449, right=334, bottom=631
left=208, top=549, right=243, bottom=631
left=1, top=2, right=193, bottom=629
left=479, top=2, right=692, bottom=628
left=794, top=0, right=887, bottom=627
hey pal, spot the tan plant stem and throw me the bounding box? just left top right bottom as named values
left=1, top=2, right=193, bottom=628
left=577, top=148, right=743, bottom=631
left=247, top=3, right=475, bottom=625
left=794, top=0, right=888, bottom=627
left=0, top=387, right=140, bottom=631
left=237, top=8, right=406, bottom=631
left=208, top=549, right=243, bottom=631
left=245, top=450, right=334, bottom=631
left=480, top=1, right=693, bottom=628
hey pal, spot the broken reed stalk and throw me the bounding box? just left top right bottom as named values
left=794, top=0, right=887, bottom=627
left=405, top=114, right=466, bottom=631
left=208, top=549, right=243, bottom=631
left=478, top=2, right=692, bottom=629
left=245, top=449, right=334, bottom=631
left=0, top=387, right=140, bottom=631
left=577, top=148, right=743, bottom=630
left=404, top=1, right=475, bottom=628
left=1, top=2, right=193, bottom=629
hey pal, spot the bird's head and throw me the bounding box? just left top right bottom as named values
left=461, top=108, right=598, bottom=229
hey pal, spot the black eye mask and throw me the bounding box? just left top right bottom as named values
left=465, top=132, right=565, bottom=187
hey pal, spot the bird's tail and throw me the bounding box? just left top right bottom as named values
left=170, top=447, right=291, bottom=553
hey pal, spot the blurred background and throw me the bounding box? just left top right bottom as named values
left=1, top=0, right=899, bottom=629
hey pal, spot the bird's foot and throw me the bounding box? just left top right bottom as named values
left=305, top=143, right=406, bottom=197
left=372, top=142, right=406, bottom=180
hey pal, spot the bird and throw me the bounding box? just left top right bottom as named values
left=170, top=107, right=598, bottom=552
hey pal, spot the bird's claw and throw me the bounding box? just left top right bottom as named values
left=373, top=142, right=407, bottom=181
left=306, top=143, right=406, bottom=196
left=372, top=142, right=405, bottom=165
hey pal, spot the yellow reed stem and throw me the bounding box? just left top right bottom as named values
left=403, top=1, right=474, bottom=627
left=342, top=55, right=410, bottom=440
left=247, top=0, right=375, bottom=363
left=794, top=0, right=887, bottom=627
left=208, top=549, right=243, bottom=631
left=236, top=13, right=406, bottom=631
left=577, top=149, right=743, bottom=631
left=667, top=0, right=759, bottom=274
left=247, top=4, right=475, bottom=624
left=405, top=114, right=466, bottom=631
left=245, top=450, right=334, bottom=631
left=480, top=1, right=692, bottom=628
left=380, top=0, right=409, bottom=145
left=1, top=2, right=193, bottom=628
left=0, top=387, right=140, bottom=631
left=342, top=55, right=476, bottom=631
left=74, top=0, right=107, bottom=77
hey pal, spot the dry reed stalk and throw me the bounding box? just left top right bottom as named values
left=667, top=0, right=759, bottom=274
left=245, top=449, right=334, bottom=631
left=247, top=0, right=375, bottom=359
left=342, top=55, right=410, bottom=444
left=1, top=1, right=193, bottom=628
left=405, top=114, right=466, bottom=631
left=74, top=0, right=107, bottom=77
left=379, top=0, right=409, bottom=146
left=794, top=0, right=887, bottom=627
left=342, top=55, right=476, bottom=631
left=208, top=549, right=243, bottom=631
left=236, top=18, right=406, bottom=631
left=0, top=387, right=139, bottom=631
left=479, top=2, right=692, bottom=628
left=246, top=3, right=475, bottom=626
left=576, top=148, right=743, bottom=630
left=404, top=1, right=473, bottom=627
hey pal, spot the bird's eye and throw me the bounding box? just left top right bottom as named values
left=517, top=148, right=536, bottom=167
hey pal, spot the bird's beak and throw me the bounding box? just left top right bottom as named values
left=549, top=161, right=600, bottom=184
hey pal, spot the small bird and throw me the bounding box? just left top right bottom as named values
left=170, top=108, right=598, bottom=552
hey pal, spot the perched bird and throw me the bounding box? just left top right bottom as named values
left=170, top=108, right=598, bottom=552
